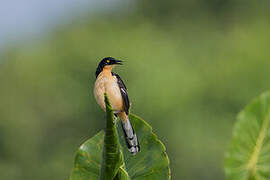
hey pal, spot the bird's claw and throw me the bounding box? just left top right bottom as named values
left=113, top=115, right=117, bottom=124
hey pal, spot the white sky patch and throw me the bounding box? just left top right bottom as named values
left=0, top=0, right=127, bottom=49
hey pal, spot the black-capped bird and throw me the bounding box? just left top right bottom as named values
left=94, top=57, right=140, bottom=154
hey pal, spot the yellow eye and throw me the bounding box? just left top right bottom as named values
left=106, top=60, right=110, bottom=63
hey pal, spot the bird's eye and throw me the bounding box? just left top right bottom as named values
left=106, top=60, right=110, bottom=63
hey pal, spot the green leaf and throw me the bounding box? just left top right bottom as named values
left=70, top=95, right=170, bottom=180
left=100, top=93, right=124, bottom=179
left=225, top=91, right=270, bottom=180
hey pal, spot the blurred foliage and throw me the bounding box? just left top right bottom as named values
left=136, top=0, right=270, bottom=23
left=0, top=0, right=270, bottom=179
left=225, top=92, right=270, bottom=180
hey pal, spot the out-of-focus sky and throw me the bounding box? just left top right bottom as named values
left=0, top=0, right=125, bottom=49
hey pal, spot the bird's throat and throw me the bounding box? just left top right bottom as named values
left=102, top=67, right=112, bottom=76
left=102, top=65, right=114, bottom=74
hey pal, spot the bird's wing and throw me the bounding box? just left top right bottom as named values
left=112, top=72, right=130, bottom=114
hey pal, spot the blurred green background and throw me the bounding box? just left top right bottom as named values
left=1, top=0, right=270, bottom=179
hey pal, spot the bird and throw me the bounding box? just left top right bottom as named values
left=94, top=57, right=140, bottom=154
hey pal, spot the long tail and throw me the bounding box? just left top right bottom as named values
left=120, top=118, right=140, bottom=155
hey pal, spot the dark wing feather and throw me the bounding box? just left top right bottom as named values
left=112, top=72, right=130, bottom=114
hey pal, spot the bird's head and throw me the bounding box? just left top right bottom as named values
left=95, top=57, right=123, bottom=77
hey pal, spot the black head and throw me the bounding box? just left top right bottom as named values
left=95, top=57, right=123, bottom=77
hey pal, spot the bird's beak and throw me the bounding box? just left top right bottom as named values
left=114, top=60, right=123, bottom=65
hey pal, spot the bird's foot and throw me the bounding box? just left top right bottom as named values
left=113, top=115, right=117, bottom=124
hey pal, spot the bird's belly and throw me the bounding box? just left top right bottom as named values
left=106, top=81, right=123, bottom=111
left=94, top=76, right=123, bottom=112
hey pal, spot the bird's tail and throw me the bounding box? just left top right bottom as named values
left=119, top=114, right=140, bottom=155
